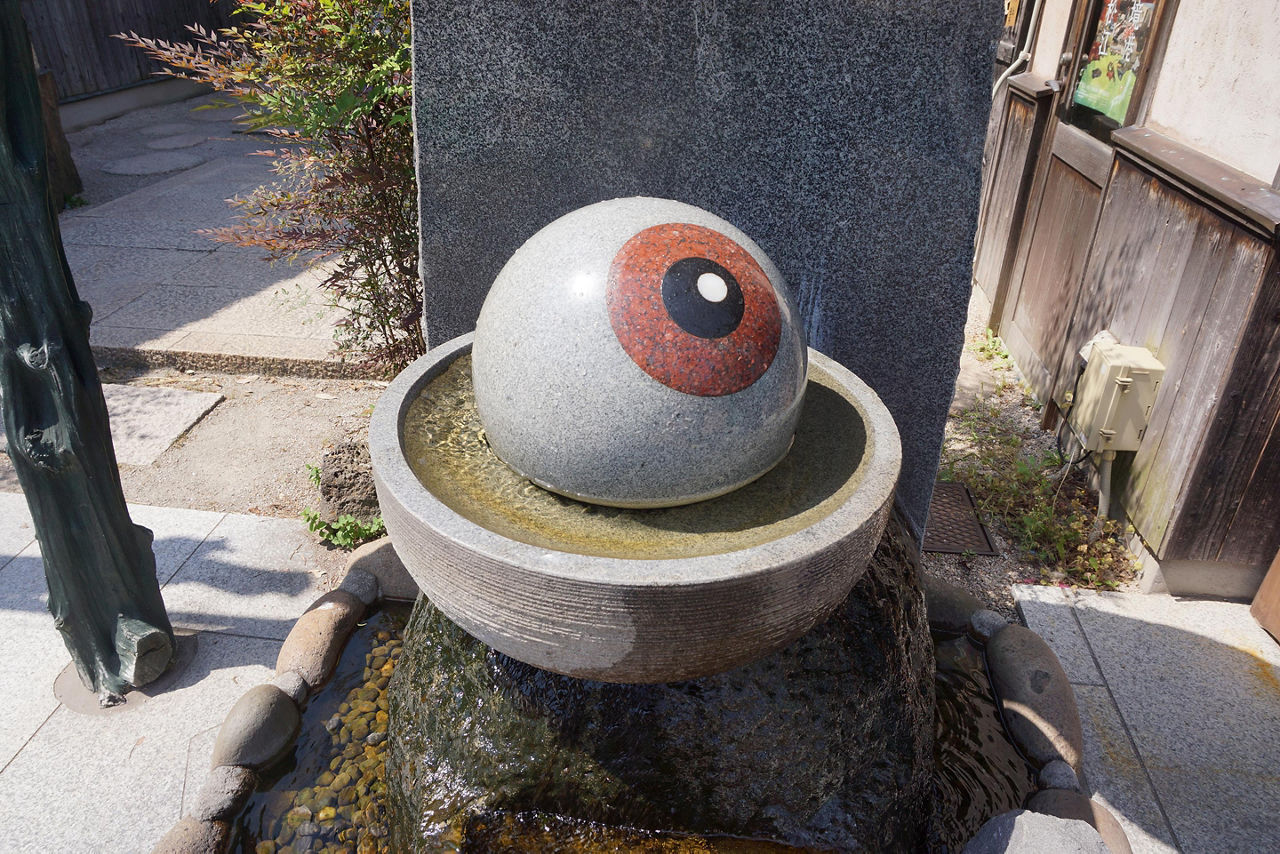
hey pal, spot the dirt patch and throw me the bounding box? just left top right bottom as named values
left=0, top=364, right=383, bottom=520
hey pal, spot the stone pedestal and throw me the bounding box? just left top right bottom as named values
left=385, top=510, right=936, bottom=851
left=409, top=0, right=1002, bottom=537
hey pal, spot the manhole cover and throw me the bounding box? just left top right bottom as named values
left=924, top=481, right=997, bottom=556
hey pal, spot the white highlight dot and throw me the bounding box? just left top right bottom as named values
left=696, top=272, right=728, bottom=303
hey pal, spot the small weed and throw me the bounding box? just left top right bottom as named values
left=305, top=463, right=322, bottom=488
left=942, top=346, right=1135, bottom=589
left=970, top=329, right=1012, bottom=369
left=64, top=194, right=88, bottom=209
left=301, top=507, right=384, bottom=549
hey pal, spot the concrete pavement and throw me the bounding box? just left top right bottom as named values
left=0, top=492, right=341, bottom=852
left=1016, top=585, right=1280, bottom=853
left=60, top=93, right=347, bottom=376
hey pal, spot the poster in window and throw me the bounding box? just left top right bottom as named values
left=1072, top=0, right=1156, bottom=125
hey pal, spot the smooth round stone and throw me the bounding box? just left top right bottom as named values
left=146, top=133, right=209, bottom=150
left=101, top=151, right=205, bottom=176
left=1026, top=790, right=1132, bottom=854
left=986, top=624, right=1085, bottom=774
left=969, top=608, right=1009, bottom=643
left=210, top=684, right=300, bottom=770
left=471, top=197, right=807, bottom=508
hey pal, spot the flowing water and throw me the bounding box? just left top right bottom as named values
left=233, top=608, right=1034, bottom=852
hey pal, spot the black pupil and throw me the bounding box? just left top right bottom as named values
left=660, top=257, right=745, bottom=339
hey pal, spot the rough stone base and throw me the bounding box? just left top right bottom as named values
left=385, top=509, right=936, bottom=851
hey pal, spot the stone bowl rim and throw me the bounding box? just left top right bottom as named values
left=369, top=332, right=901, bottom=586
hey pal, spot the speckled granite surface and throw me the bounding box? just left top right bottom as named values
left=409, top=0, right=1002, bottom=537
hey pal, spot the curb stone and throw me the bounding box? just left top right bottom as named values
left=151, top=557, right=383, bottom=854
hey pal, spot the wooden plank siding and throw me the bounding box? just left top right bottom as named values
left=1059, top=156, right=1273, bottom=556
left=1170, top=251, right=1280, bottom=565
left=972, top=79, right=1053, bottom=326
left=1002, top=153, right=1104, bottom=399
left=21, top=0, right=235, bottom=101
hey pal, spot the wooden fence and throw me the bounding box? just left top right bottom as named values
left=21, top=0, right=236, bottom=101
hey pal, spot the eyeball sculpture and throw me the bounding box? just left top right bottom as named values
left=472, top=197, right=808, bottom=508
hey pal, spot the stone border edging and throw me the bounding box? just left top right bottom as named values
left=150, top=540, right=416, bottom=854
left=923, top=575, right=1132, bottom=854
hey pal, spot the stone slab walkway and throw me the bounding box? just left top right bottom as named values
left=0, top=491, right=342, bottom=853
left=1015, top=584, right=1280, bottom=854
left=59, top=95, right=346, bottom=375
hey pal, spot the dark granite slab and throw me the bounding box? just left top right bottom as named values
left=410, top=0, right=1001, bottom=537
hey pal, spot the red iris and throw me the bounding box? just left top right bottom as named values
left=606, top=223, right=782, bottom=397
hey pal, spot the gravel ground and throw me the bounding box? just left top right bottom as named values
left=920, top=290, right=1055, bottom=623
left=0, top=363, right=383, bottom=520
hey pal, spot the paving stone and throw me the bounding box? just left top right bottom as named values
left=986, top=623, right=1084, bottom=774
left=969, top=608, right=1008, bottom=643
left=161, top=513, right=338, bottom=640
left=1027, top=789, right=1132, bottom=854
left=275, top=591, right=365, bottom=689
left=0, top=384, right=220, bottom=467
left=147, top=133, right=210, bottom=150
left=103, top=151, right=207, bottom=176
left=210, top=683, right=300, bottom=769
left=922, top=571, right=984, bottom=634
left=191, top=764, right=257, bottom=822
left=963, top=809, right=1108, bottom=853
left=0, top=492, right=36, bottom=567
left=61, top=244, right=209, bottom=317
left=151, top=816, right=230, bottom=854
left=0, top=631, right=276, bottom=852
left=1013, top=584, right=1104, bottom=685
left=102, top=384, right=223, bottom=465
left=140, top=121, right=201, bottom=137
left=346, top=537, right=419, bottom=602
left=122, top=504, right=227, bottom=584
left=165, top=246, right=327, bottom=293
left=1071, top=592, right=1280, bottom=852
left=1071, top=684, right=1179, bottom=854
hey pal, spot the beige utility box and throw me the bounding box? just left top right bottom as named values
left=1067, top=340, right=1165, bottom=453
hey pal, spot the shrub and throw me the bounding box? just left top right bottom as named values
left=119, top=0, right=423, bottom=374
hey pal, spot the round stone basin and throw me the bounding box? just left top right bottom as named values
left=370, top=333, right=900, bottom=682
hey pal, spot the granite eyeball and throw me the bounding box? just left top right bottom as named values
left=471, top=197, right=808, bottom=508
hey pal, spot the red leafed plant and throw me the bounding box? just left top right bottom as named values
left=119, top=0, right=423, bottom=374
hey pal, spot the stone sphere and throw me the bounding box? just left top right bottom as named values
left=472, top=197, right=807, bottom=508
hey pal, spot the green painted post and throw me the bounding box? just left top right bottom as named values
left=0, top=2, right=174, bottom=705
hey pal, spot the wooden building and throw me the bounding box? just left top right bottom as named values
left=974, top=0, right=1280, bottom=599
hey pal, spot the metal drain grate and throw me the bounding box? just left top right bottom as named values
left=923, top=481, right=998, bottom=555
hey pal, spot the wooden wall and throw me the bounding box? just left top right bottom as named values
left=972, top=75, right=1053, bottom=324
left=1058, top=155, right=1277, bottom=566
left=21, top=0, right=235, bottom=101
